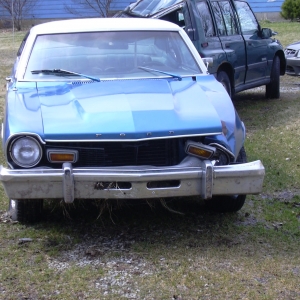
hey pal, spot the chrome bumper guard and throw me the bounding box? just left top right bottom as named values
left=0, top=157, right=265, bottom=203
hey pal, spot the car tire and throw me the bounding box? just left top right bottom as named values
left=205, top=147, right=247, bottom=212
left=265, top=56, right=280, bottom=99
left=217, top=71, right=232, bottom=98
left=8, top=199, right=43, bottom=223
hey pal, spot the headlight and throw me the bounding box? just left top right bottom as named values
left=10, top=136, right=42, bottom=167
left=209, top=143, right=235, bottom=165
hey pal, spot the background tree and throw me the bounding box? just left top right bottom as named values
left=64, top=0, right=115, bottom=18
left=281, top=0, right=300, bottom=21
left=0, top=0, right=39, bottom=30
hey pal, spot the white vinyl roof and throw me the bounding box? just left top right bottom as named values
left=30, top=18, right=181, bottom=35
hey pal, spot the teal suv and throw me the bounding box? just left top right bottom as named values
left=115, top=0, right=286, bottom=98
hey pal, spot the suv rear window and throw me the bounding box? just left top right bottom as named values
left=196, top=1, right=215, bottom=37
left=211, top=1, right=239, bottom=36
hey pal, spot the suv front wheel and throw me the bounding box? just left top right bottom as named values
left=265, top=56, right=280, bottom=99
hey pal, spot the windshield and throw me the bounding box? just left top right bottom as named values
left=130, top=0, right=182, bottom=16
left=24, top=30, right=202, bottom=81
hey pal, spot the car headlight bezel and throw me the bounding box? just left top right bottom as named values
left=9, top=136, right=42, bottom=168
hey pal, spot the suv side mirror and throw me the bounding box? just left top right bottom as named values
left=260, top=28, right=276, bottom=39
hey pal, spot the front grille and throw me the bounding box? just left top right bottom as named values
left=43, top=139, right=180, bottom=168
left=71, top=81, right=94, bottom=85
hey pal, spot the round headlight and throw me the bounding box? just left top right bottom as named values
left=10, top=136, right=42, bottom=167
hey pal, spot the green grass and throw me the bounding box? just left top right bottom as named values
left=0, top=23, right=300, bottom=299
left=260, top=20, right=300, bottom=47
left=234, top=82, right=300, bottom=192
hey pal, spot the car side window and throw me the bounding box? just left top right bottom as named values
left=235, top=1, right=258, bottom=35
left=160, top=9, right=186, bottom=28
left=196, top=1, right=215, bottom=37
left=211, top=1, right=226, bottom=36
left=219, top=1, right=239, bottom=35
left=211, top=1, right=238, bottom=36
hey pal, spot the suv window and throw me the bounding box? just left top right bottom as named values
left=211, top=1, right=238, bottom=36
left=235, top=1, right=258, bottom=35
left=196, top=1, right=215, bottom=37
left=220, top=1, right=239, bottom=35
left=131, top=0, right=182, bottom=15
left=211, top=1, right=226, bottom=36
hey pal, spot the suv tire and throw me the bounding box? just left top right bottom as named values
left=266, top=56, right=280, bottom=99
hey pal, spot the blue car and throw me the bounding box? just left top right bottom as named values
left=0, top=18, right=265, bottom=222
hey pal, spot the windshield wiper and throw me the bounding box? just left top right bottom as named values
left=31, top=69, right=101, bottom=82
left=138, top=66, right=182, bottom=81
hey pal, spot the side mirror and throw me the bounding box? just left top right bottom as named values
left=202, top=57, right=213, bottom=68
left=260, top=28, right=274, bottom=39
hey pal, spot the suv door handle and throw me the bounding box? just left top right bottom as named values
left=225, top=43, right=230, bottom=48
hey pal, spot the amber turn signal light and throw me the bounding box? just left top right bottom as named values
left=185, top=141, right=215, bottom=159
left=47, top=150, right=78, bottom=163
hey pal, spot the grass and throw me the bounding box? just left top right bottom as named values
left=0, top=22, right=299, bottom=299
left=260, top=20, right=300, bottom=47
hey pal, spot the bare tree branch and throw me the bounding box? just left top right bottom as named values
left=0, top=0, right=39, bottom=30
left=64, top=0, right=115, bottom=18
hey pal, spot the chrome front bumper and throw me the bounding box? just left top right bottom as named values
left=286, top=58, right=300, bottom=76
left=0, top=157, right=265, bottom=203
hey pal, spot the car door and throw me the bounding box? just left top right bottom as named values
left=209, top=0, right=246, bottom=88
left=234, top=0, right=268, bottom=84
left=192, top=0, right=225, bottom=76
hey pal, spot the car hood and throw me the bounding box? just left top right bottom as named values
left=286, top=41, right=300, bottom=50
left=35, top=78, right=224, bottom=140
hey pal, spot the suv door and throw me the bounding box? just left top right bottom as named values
left=234, top=0, right=268, bottom=86
left=193, top=0, right=224, bottom=76
left=157, top=1, right=226, bottom=75
left=209, top=0, right=246, bottom=90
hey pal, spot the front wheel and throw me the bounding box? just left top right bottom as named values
left=205, top=147, right=247, bottom=212
left=8, top=199, right=43, bottom=223
left=265, top=56, right=280, bottom=99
